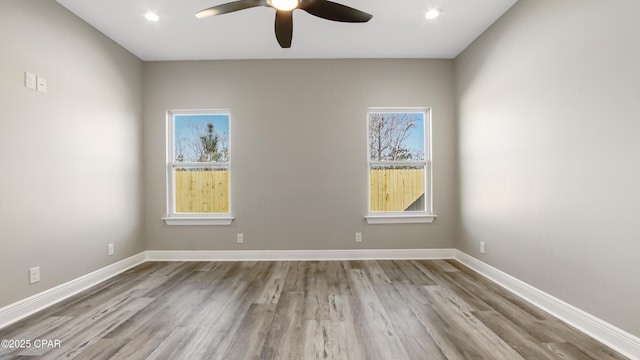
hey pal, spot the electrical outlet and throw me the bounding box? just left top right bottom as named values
left=108, top=243, right=114, bottom=256
left=480, top=241, right=486, bottom=254
left=237, top=233, right=244, bottom=244
left=29, top=267, right=40, bottom=284
left=25, top=72, right=36, bottom=90
left=355, top=232, right=362, bottom=243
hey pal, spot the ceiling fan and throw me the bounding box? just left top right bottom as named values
left=195, top=0, right=373, bottom=48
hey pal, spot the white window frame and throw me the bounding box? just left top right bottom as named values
left=365, top=107, right=436, bottom=224
left=163, top=109, right=233, bottom=226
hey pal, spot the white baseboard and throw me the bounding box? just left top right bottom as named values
left=454, top=250, right=640, bottom=360
left=0, top=253, right=146, bottom=331
left=145, top=248, right=456, bottom=261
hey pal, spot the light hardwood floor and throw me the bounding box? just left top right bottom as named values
left=0, top=260, right=628, bottom=359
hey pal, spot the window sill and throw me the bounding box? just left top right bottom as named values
left=365, top=213, right=437, bottom=224
left=163, top=216, right=234, bottom=226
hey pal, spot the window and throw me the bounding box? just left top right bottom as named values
left=366, top=108, right=435, bottom=224
left=164, top=110, right=232, bottom=225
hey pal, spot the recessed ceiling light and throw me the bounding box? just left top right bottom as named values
left=144, top=12, right=160, bottom=22
left=425, top=8, right=442, bottom=20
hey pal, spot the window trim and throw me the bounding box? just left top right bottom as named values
left=365, top=107, right=435, bottom=224
left=163, top=109, right=234, bottom=226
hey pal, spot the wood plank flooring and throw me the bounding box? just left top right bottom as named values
left=0, top=260, right=628, bottom=359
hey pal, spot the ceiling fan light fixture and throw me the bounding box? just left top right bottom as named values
left=270, top=0, right=299, bottom=11
left=195, top=8, right=219, bottom=19
left=425, top=8, right=442, bottom=20
left=195, top=0, right=371, bottom=48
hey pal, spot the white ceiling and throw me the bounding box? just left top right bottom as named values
left=56, top=0, right=518, bottom=61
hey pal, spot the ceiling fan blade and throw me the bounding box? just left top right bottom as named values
left=196, top=0, right=267, bottom=18
left=299, top=0, right=372, bottom=22
left=274, top=11, right=293, bottom=48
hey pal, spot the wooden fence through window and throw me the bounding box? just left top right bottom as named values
left=175, top=170, right=229, bottom=213
left=174, top=168, right=424, bottom=213
left=369, top=168, right=425, bottom=211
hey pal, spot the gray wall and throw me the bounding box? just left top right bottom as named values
left=455, top=0, right=640, bottom=337
left=0, top=1, right=144, bottom=308
left=143, top=59, right=458, bottom=250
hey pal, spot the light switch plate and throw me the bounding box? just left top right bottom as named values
left=25, top=72, right=36, bottom=90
